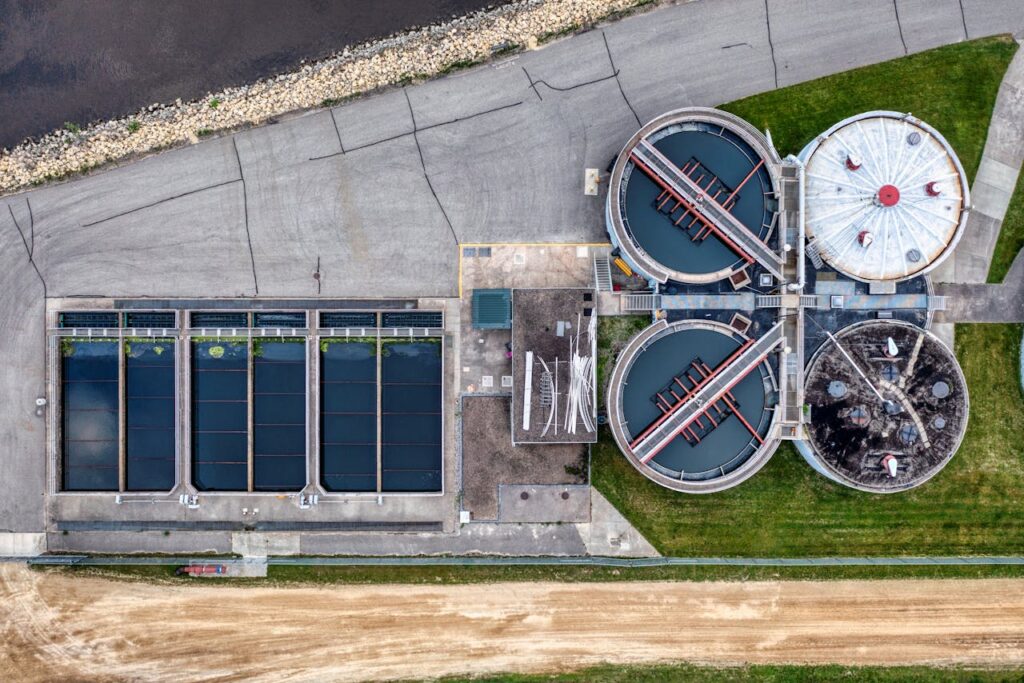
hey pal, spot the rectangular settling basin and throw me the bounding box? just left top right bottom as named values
left=320, top=338, right=378, bottom=492
left=381, top=339, right=442, bottom=492
left=124, top=339, right=176, bottom=491
left=253, top=338, right=306, bottom=491
left=61, top=339, right=119, bottom=491
left=192, top=339, right=248, bottom=491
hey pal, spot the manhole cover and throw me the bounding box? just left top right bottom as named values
left=828, top=380, right=847, bottom=398
left=881, top=364, right=899, bottom=382
left=899, top=423, right=919, bottom=445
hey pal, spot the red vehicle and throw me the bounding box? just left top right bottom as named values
left=175, top=564, right=227, bottom=576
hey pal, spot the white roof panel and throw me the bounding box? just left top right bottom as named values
left=801, top=112, right=969, bottom=282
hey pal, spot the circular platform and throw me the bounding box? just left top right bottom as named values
left=606, top=108, right=781, bottom=284
left=607, top=319, right=780, bottom=493
left=802, top=320, right=969, bottom=493
left=800, top=111, right=969, bottom=282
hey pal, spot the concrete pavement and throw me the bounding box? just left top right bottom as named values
left=932, top=34, right=1024, bottom=323
left=934, top=40, right=1024, bottom=286
left=2, top=0, right=1023, bottom=542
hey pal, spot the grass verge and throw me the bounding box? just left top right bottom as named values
left=593, top=324, right=1024, bottom=556
left=720, top=35, right=1017, bottom=181
left=440, top=663, right=1024, bottom=682
left=593, top=37, right=1024, bottom=557
left=988, top=169, right=1024, bottom=283
left=596, top=315, right=649, bottom=407
left=37, top=562, right=1024, bottom=586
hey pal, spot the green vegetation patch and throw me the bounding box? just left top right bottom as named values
left=596, top=316, right=649, bottom=408
left=124, top=337, right=175, bottom=357
left=593, top=324, right=1024, bottom=556
left=60, top=337, right=116, bottom=357
left=988, top=169, right=1024, bottom=283
left=721, top=36, right=1018, bottom=181
left=40, top=562, right=1024, bottom=587
left=252, top=336, right=305, bottom=358
left=440, top=663, right=1024, bottom=683
left=320, top=336, right=377, bottom=353
left=589, top=37, right=1024, bottom=558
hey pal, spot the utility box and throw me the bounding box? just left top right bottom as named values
left=472, top=288, right=512, bottom=329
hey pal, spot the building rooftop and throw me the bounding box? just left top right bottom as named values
left=512, top=288, right=597, bottom=444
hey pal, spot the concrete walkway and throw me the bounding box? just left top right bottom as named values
left=934, top=33, right=1024, bottom=323
left=2, top=0, right=1023, bottom=541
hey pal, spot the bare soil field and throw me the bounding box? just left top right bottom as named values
left=1, top=565, right=1022, bottom=682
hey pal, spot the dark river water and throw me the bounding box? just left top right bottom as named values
left=0, top=0, right=509, bottom=149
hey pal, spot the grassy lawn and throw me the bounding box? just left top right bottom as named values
left=442, top=664, right=1024, bottom=682
left=442, top=664, right=1024, bottom=683
left=592, top=37, right=1024, bottom=558
left=988, top=169, right=1024, bottom=283
left=596, top=315, right=649, bottom=406
left=593, top=324, right=1024, bottom=556
left=721, top=36, right=1018, bottom=181
left=38, top=562, right=1024, bottom=586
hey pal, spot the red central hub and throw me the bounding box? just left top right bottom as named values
left=877, top=184, right=901, bottom=207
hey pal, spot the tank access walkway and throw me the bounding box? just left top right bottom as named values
left=629, top=139, right=785, bottom=280
left=630, top=322, right=786, bottom=464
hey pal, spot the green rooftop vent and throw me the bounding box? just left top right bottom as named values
left=472, top=289, right=512, bottom=329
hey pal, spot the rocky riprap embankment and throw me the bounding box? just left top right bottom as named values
left=0, top=0, right=654, bottom=196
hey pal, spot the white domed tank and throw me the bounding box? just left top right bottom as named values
left=799, top=111, right=969, bottom=282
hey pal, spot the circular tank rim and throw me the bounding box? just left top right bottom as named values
left=802, top=319, right=970, bottom=493
left=798, top=110, right=971, bottom=284
left=606, top=318, right=782, bottom=494
left=606, top=107, right=783, bottom=285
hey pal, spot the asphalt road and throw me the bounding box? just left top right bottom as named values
left=1, top=0, right=1022, bottom=537
left=0, top=0, right=508, bottom=149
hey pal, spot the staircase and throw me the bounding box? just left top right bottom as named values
left=622, top=292, right=661, bottom=312
left=593, top=256, right=613, bottom=292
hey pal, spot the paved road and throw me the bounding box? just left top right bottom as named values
left=3, top=566, right=1024, bottom=680
left=2, top=0, right=1023, bottom=534
left=0, top=0, right=507, bottom=149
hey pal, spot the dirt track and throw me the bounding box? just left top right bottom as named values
left=2, top=566, right=1023, bottom=682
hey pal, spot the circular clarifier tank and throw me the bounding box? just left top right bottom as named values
left=607, top=107, right=781, bottom=284
left=802, top=320, right=969, bottom=493
left=799, top=111, right=969, bottom=282
left=607, top=319, right=780, bottom=493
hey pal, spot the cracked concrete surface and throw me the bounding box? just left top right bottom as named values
left=933, top=39, right=1024, bottom=322
left=1, top=0, right=1022, bottom=542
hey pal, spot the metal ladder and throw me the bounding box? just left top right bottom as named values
left=623, top=293, right=661, bottom=312
left=593, top=256, right=613, bottom=292
left=539, top=371, right=554, bottom=407
left=806, top=239, right=825, bottom=269
left=755, top=295, right=782, bottom=308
